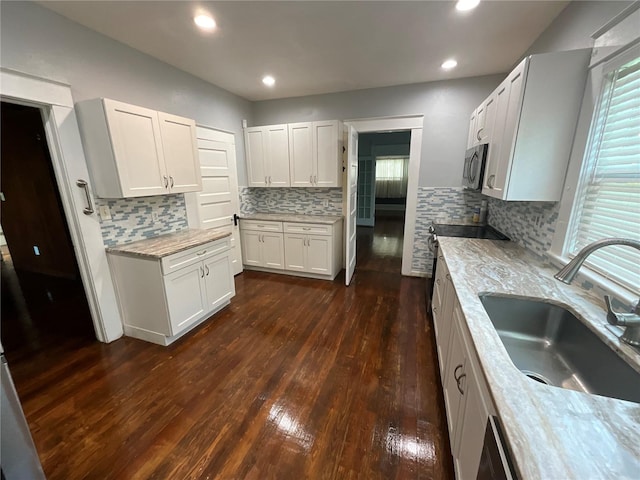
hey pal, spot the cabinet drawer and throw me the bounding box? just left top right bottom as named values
left=283, top=222, right=333, bottom=236
left=240, top=220, right=283, bottom=232
left=161, top=237, right=230, bottom=275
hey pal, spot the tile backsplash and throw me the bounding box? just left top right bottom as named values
left=96, top=195, right=188, bottom=247
left=412, top=187, right=484, bottom=273
left=239, top=187, right=343, bottom=216
left=487, top=199, right=559, bottom=259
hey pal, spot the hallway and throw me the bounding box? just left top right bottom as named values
left=8, top=217, right=453, bottom=479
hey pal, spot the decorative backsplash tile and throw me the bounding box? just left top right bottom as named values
left=96, top=195, right=188, bottom=247
left=239, top=187, right=343, bottom=216
left=412, top=187, right=484, bottom=273
left=487, top=199, right=559, bottom=259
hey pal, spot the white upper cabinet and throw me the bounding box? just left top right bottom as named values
left=77, top=98, right=202, bottom=198
left=289, top=123, right=314, bottom=187
left=477, top=49, right=591, bottom=201
left=245, top=124, right=290, bottom=187
left=157, top=112, right=201, bottom=194
left=313, top=120, right=342, bottom=187
left=265, top=125, right=290, bottom=187
left=246, top=120, right=342, bottom=188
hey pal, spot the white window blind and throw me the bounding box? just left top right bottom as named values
left=375, top=156, right=409, bottom=198
left=568, top=52, right=640, bottom=293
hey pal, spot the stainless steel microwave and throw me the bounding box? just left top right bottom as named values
left=462, top=143, right=488, bottom=190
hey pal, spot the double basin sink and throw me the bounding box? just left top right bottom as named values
left=479, top=294, right=640, bottom=404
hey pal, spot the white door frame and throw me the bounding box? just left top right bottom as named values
left=1, top=67, right=123, bottom=342
left=345, top=115, right=423, bottom=277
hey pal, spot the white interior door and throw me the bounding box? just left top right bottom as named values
left=185, top=126, right=243, bottom=275
left=345, top=125, right=358, bottom=286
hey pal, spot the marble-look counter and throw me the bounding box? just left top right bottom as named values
left=438, top=237, right=640, bottom=479
left=106, top=229, right=230, bottom=259
left=241, top=213, right=342, bottom=224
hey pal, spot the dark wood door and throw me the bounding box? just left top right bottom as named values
left=1, top=102, right=78, bottom=278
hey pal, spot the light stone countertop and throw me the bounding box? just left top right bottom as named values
left=438, top=237, right=640, bottom=480
left=240, top=213, right=343, bottom=224
left=106, top=229, right=231, bottom=259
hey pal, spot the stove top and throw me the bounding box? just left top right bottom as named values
left=431, top=223, right=509, bottom=241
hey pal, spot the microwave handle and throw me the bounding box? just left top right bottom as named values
left=469, top=152, right=479, bottom=182
left=463, top=157, right=470, bottom=180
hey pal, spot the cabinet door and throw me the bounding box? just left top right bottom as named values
left=474, top=104, right=486, bottom=146
left=314, top=120, right=340, bottom=187
left=262, top=232, right=285, bottom=269
left=241, top=230, right=262, bottom=267
left=455, top=365, right=489, bottom=480
left=443, top=306, right=467, bottom=453
left=158, top=112, right=202, bottom=193
left=103, top=99, right=167, bottom=197
left=434, top=275, right=456, bottom=380
left=164, top=263, right=207, bottom=335
left=483, top=60, right=526, bottom=199
left=284, top=234, right=307, bottom=272
left=478, top=95, right=495, bottom=144
left=265, top=125, right=290, bottom=187
left=467, top=109, right=478, bottom=149
left=245, top=127, right=268, bottom=187
left=307, top=235, right=332, bottom=275
left=203, top=252, right=235, bottom=312
left=288, top=123, right=314, bottom=187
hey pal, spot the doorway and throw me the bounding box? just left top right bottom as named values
left=344, top=115, right=423, bottom=281
left=1, top=102, right=95, bottom=358
left=357, top=131, right=411, bottom=227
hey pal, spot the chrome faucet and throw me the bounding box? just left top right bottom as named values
left=554, top=238, right=640, bottom=347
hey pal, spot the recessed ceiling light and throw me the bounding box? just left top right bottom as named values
left=456, top=0, right=481, bottom=11
left=441, top=59, right=458, bottom=70
left=262, top=75, right=276, bottom=87
left=194, top=14, right=216, bottom=31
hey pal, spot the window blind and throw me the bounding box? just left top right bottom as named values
left=375, top=156, right=409, bottom=198
left=568, top=54, right=640, bottom=293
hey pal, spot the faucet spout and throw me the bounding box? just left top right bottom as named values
left=554, top=238, right=640, bottom=284
left=554, top=238, right=640, bottom=348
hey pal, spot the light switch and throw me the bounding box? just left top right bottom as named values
left=99, top=205, right=112, bottom=221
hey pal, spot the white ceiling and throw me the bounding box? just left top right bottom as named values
left=40, top=1, right=569, bottom=102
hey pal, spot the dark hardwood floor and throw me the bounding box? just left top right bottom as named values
left=3, top=216, right=454, bottom=479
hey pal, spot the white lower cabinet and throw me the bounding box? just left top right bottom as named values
left=108, top=237, right=235, bottom=346
left=241, top=218, right=342, bottom=280
left=434, top=256, right=496, bottom=480
left=240, top=225, right=285, bottom=270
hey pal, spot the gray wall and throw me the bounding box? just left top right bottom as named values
left=521, top=1, right=633, bottom=58
left=252, top=75, right=504, bottom=189
left=0, top=2, right=252, bottom=181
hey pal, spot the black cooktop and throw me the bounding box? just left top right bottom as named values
left=432, top=223, right=510, bottom=241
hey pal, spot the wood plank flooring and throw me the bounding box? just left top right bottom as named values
left=4, top=216, right=454, bottom=479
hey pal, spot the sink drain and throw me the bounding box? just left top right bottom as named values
left=521, top=370, right=551, bottom=386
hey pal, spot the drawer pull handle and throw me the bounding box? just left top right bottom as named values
left=446, top=273, right=451, bottom=280
left=454, top=364, right=463, bottom=381
left=303, top=227, right=311, bottom=231
left=197, top=250, right=207, bottom=256
left=257, top=225, right=265, bottom=228
left=205, top=265, right=210, bottom=276
left=76, top=179, right=94, bottom=215
left=436, top=278, right=441, bottom=285
left=200, top=266, right=205, bottom=278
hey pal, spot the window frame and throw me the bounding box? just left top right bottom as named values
left=549, top=42, right=640, bottom=303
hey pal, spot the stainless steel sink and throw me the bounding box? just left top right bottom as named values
left=479, top=294, right=640, bottom=404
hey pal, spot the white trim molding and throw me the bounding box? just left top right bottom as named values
left=1, top=67, right=123, bottom=343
